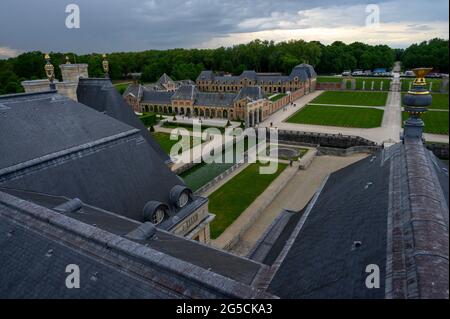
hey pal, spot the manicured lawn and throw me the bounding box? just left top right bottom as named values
left=311, top=91, right=388, bottom=107
left=401, top=93, right=448, bottom=110
left=114, top=82, right=132, bottom=94
left=151, top=132, right=199, bottom=154
left=208, top=162, right=287, bottom=239
left=286, top=105, right=384, bottom=128
left=402, top=112, right=449, bottom=135
left=269, top=93, right=287, bottom=102
left=355, top=78, right=391, bottom=91
left=317, top=76, right=342, bottom=83
left=401, top=78, right=445, bottom=93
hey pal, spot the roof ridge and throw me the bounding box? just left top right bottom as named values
left=0, top=129, right=140, bottom=181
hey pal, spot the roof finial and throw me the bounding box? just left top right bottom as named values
left=44, top=53, right=56, bottom=90
left=102, top=54, right=109, bottom=78
left=65, top=55, right=71, bottom=64
left=402, top=67, right=433, bottom=139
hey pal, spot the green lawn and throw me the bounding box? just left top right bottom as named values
left=401, top=93, right=448, bottom=110
left=401, top=78, right=446, bottom=93
left=317, top=76, right=342, bottom=83
left=311, top=91, right=388, bottom=107
left=151, top=132, right=200, bottom=154
left=114, top=82, right=132, bottom=94
left=208, top=162, right=287, bottom=239
left=287, top=105, right=384, bottom=128
left=269, top=93, right=287, bottom=102
left=402, top=112, right=449, bottom=135
left=355, top=78, right=391, bottom=91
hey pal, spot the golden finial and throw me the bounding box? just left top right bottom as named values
left=44, top=53, right=55, bottom=84
left=65, top=56, right=71, bottom=64
left=409, top=67, right=433, bottom=95
left=102, top=54, right=109, bottom=78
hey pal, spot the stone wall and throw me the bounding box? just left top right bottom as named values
left=317, top=145, right=381, bottom=156
left=276, top=130, right=378, bottom=149
left=316, top=82, right=341, bottom=90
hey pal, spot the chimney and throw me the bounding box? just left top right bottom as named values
left=58, top=56, right=89, bottom=101
left=21, top=53, right=89, bottom=102
left=402, top=68, right=433, bottom=140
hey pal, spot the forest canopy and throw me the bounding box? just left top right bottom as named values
left=0, top=38, right=447, bottom=95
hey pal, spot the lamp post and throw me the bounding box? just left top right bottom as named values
left=44, top=53, right=56, bottom=90
left=402, top=68, right=433, bottom=139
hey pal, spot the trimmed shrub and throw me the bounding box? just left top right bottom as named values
left=139, top=113, right=157, bottom=127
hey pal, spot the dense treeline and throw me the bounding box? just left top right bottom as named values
left=398, top=38, right=449, bottom=73
left=0, top=38, right=447, bottom=95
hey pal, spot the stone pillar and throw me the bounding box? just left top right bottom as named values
left=246, top=111, right=250, bottom=128
left=256, top=109, right=260, bottom=124
left=252, top=112, right=255, bottom=127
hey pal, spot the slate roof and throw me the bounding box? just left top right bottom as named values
left=77, top=78, right=169, bottom=163
left=0, top=189, right=271, bottom=298
left=142, top=90, right=174, bottom=105
left=156, top=73, right=174, bottom=85
left=235, top=86, right=266, bottom=101
left=123, top=82, right=142, bottom=98
left=240, top=70, right=258, bottom=81
left=171, top=85, right=198, bottom=100
left=255, top=139, right=449, bottom=299
left=194, top=92, right=236, bottom=107
left=0, top=90, right=200, bottom=227
left=296, top=63, right=317, bottom=78
left=289, top=66, right=309, bottom=82
left=197, top=70, right=214, bottom=81
left=196, top=65, right=317, bottom=84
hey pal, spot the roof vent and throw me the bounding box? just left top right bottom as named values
left=352, top=241, right=362, bottom=250
left=125, top=222, right=157, bottom=241
left=45, top=249, right=54, bottom=257
left=54, top=198, right=82, bottom=213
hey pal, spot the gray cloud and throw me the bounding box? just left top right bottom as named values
left=0, top=0, right=448, bottom=56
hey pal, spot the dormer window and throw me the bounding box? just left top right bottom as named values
left=151, top=208, right=165, bottom=225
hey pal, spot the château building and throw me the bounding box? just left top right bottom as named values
left=123, top=64, right=317, bottom=126
left=196, top=64, right=317, bottom=94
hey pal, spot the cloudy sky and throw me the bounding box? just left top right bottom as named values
left=0, top=0, right=448, bottom=58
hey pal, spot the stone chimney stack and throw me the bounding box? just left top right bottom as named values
left=21, top=54, right=89, bottom=102
left=402, top=68, right=433, bottom=140
left=57, top=57, right=89, bottom=101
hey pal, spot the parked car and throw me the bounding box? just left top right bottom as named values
left=342, top=70, right=351, bottom=76
left=352, top=69, right=364, bottom=76
left=404, top=70, right=415, bottom=77
left=373, top=68, right=387, bottom=76
left=364, top=70, right=372, bottom=76
left=427, top=73, right=442, bottom=78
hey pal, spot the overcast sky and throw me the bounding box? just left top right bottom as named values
left=0, top=0, right=448, bottom=58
